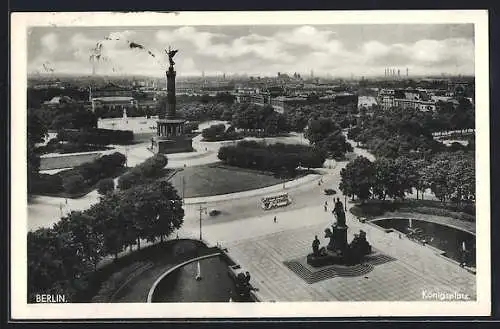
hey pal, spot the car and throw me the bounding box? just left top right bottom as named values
left=209, top=209, right=221, bottom=217
left=324, top=188, right=337, bottom=195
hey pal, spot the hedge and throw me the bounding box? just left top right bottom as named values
left=33, top=152, right=126, bottom=196
left=58, top=128, right=134, bottom=146
left=117, top=154, right=168, bottom=190
left=350, top=199, right=475, bottom=222
left=218, top=141, right=325, bottom=173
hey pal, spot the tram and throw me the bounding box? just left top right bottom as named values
left=261, top=193, right=292, bottom=210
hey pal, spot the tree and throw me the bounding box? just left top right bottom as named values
left=28, top=108, right=48, bottom=144
left=86, top=192, right=133, bottom=260
left=28, top=225, right=89, bottom=301
left=27, top=109, right=48, bottom=194
left=55, top=211, right=105, bottom=271
left=62, top=174, right=85, bottom=194
left=317, top=130, right=353, bottom=159
left=117, top=170, right=142, bottom=190
left=304, top=117, right=340, bottom=145
left=372, top=158, right=395, bottom=200
left=423, top=156, right=454, bottom=202
left=97, top=178, right=115, bottom=196
left=339, top=156, right=375, bottom=202
left=119, top=181, right=185, bottom=247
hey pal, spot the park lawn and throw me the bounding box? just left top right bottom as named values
left=167, top=164, right=304, bottom=198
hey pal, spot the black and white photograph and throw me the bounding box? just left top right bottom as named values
left=10, top=10, right=490, bottom=319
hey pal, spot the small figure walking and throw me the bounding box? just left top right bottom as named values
left=324, top=201, right=328, bottom=212
left=273, top=216, right=277, bottom=223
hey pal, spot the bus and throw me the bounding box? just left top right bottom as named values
left=261, top=193, right=292, bottom=210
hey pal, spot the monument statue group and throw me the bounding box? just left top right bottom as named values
left=307, top=198, right=372, bottom=267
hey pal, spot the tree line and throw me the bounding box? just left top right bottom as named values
left=348, top=100, right=474, bottom=159
left=28, top=154, right=184, bottom=302
left=230, top=104, right=289, bottom=136
left=339, top=152, right=475, bottom=205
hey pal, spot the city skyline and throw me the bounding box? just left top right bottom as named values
left=28, top=24, right=475, bottom=78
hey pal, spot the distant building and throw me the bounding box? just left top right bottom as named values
left=378, top=89, right=396, bottom=110
left=43, top=96, right=74, bottom=108
left=358, top=96, right=378, bottom=109
left=378, top=88, right=435, bottom=112
left=92, top=96, right=138, bottom=110
left=92, top=83, right=133, bottom=98
left=270, top=96, right=308, bottom=113
left=393, top=98, right=436, bottom=112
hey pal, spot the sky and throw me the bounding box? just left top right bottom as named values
left=27, top=24, right=475, bottom=78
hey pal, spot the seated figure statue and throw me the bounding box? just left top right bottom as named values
left=324, top=226, right=336, bottom=251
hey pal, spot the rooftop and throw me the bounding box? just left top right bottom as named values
left=92, top=96, right=135, bottom=102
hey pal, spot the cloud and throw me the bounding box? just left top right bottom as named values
left=27, top=26, right=475, bottom=77
left=40, top=33, right=59, bottom=53
left=360, top=37, right=474, bottom=70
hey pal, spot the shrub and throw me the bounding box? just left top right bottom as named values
left=117, top=171, right=141, bottom=190
left=184, top=121, right=199, bottom=134
left=31, top=174, right=64, bottom=194
left=58, top=129, right=134, bottom=146
left=62, top=174, right=86, bottom=194
left=97, top=178, right=115, bottom=195
left=399, top=206, right=475, bottom=222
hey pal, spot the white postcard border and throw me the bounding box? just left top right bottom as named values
left=10, top=10, right=491, bottom=319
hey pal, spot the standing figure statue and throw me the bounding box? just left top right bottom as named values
left=312, top=235, right=320, bottom=256
left=333, top=198, right=346, bottom=227
left=165, top=46, right=179, bottom=67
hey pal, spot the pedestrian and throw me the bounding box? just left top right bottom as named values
left=274, top=216, right=277, bottom=223
left=324, top=204, right=328, bottom=212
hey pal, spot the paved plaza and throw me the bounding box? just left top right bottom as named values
left=194, top=206, right=476, bottom=302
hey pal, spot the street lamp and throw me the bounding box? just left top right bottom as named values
left=198, top=203, right=208, bottom=240
left=125, top=147, right=129, bottom=167
left=181, top=176, right=186, bottom=205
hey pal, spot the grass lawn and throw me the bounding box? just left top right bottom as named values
left=167, top=164, right=305, bottom=198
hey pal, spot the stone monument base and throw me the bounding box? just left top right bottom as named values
left=155, top=136, right=193, bottom=154
left=286, top=250, right=396, bottom=284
